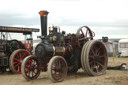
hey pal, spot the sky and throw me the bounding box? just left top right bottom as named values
left=0, top=0, right=128, bottom=40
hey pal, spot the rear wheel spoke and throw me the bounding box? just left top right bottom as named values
left=14, top=58, right=19, bottom=61
left=97, top=62, right=103, bottom=68
left=21, top=53, right=26, bottom=59
left=14, top=63, right=20, bottom=68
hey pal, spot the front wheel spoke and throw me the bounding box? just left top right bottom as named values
left=32, top=70, right=37, bottom=74
left=58, top=61, right=62, bottom=68
left=33, top=66, right=38, bottom=70
left=52, top=70, right=57, bottom=75
left=54, top=74, right=58, bottom=79
left=58, top=72, right=63, bottom=79
left=56, top=61, right=60, bottom=67
left=32, top=71, right=34, bottom=77
left=55, top=65, right=59, bottom=70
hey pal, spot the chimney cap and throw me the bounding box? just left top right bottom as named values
left=39, top=10, right=49, bottom=16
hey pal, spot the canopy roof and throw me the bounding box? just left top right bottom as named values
left=0, top=26, right=39, bottom=34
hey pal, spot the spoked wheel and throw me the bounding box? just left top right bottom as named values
left=48, top=56, right=67, bottom=82
left=81, top=40, right=108, bottom=76
left=76, top=26, right=94, bottom=48
left=9, top=49, right=30, bottom=74
left=21, top=55, right=40, bottom=80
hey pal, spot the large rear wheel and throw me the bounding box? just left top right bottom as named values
left=9, top=49, right=30, bottom=74
left=81, top=40, right=108, bottom=76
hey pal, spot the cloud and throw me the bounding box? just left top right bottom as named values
left=0, top=11, right=40, bottom=26
left=0, top=0, right=128, bottom=39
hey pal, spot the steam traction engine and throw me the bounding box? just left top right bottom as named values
left=0, top=27, right=39, bottom=73
left=21, top=11, right=108, bottom=82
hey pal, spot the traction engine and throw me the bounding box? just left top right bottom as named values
left=21, top=10, right=108, bottom=82
left=0, top=26, right=39, bottom=73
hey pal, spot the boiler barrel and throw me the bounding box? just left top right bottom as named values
left=35, top=43, right=73, bottom=58
left=35, top=43, right=53, bottom=58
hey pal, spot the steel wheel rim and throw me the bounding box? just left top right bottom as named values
left=24, top=57, right=40, bottom=80
left=81, top=40, right=108, bottom=76
left=87, top=40, right=107, bottom=75
left=84, top=40, right=97, bottom=75
left=51, top=58, right=67, bottom=82
left=81, top=40, right=93, bottom=73
left=81, top=40, right=91, bottom=73
left=12, top=50, right=30, bottom=73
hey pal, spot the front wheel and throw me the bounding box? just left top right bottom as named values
left=47, top=56, right=67, bottom=82
left=21, top=55, right=40, bottom=81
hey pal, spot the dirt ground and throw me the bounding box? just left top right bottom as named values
left=0, top=57, right=128, bottom=85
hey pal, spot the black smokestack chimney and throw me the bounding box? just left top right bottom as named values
left=39, top=10, right=49, bottom=36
